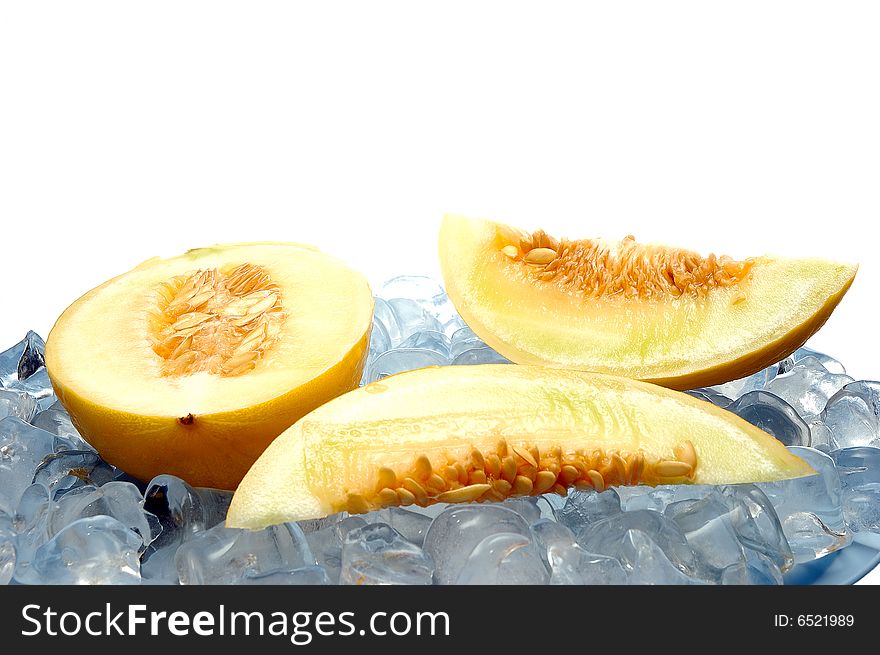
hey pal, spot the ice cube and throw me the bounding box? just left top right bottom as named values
left=576, top=509, right=697, bottom=575
left=727, top=391, right=812, bottom=447
left=684, top=388, right=733, bottom=409
left=531, top=518, right=626, bottom=585
left=30, top=401, right=86, bottom=444
left=665, top=494, right=749, bottom=581
left=449, top=327, right=485, bottom=359
left=143, top=474, right=231, bottom=537
left=366, top=316, right=392, bottom=362
left=718, top=484, right=793, bottom=572
left=821, top=381, right=880, bottom=449
left=616, top=485, right=677, bottom=513
left=500, top=497, right=542, bottom=524
left=765, top=359, right=853, bottom=421
left=372, top=298, right=401, bottom=346
left=364, top=507, right=432, bottom=546
left=387, top=298, right=443, bottom=344
left=618, top=529, right=704, bottom=585
left=240, top=566, right=332, bottom=585
left=140, top=475, right=232, bottom=583
left=0, top=417, right=56, bottom=515
left=0, top=510, right=15, bottom=585
left=556, top=488, right=622, bottom=532
left=450, top=346, right=511, bottom=365
left=7, top=368, right=56, bottom=412
left=422, top=505, right=531, bottom=585
left=397, top=330, right=451, bottom=359
left=0, top=331, right=45, bottom=387
left=363, top=348, right=448, bottom=384
left=710, top=364, right=778, bottom=400
left=455, top=532, right=548, bottom=584
left=720, top=553, right=784, bottom=585
left=304, top=516, right=367, bottom=583
left=176, top=522, right=315, bottom=585
left=830, top=447, right=880, bottom=533
left=807, top=419, right=835, bottom=452
left=379, top=276, right=453, bottom=323
left=49, top=481, right=159, bottom=551
left=341, top=523, right=434, bottom=585
left=792, top=347, right=846, bottom=375
left=27, top=515, right=142, bottom=585
left=11, top=483, right=52, bottom=577
left=0, top=389, right=37, bottom=422
left=32, top=450, right=121, bottom=498
left=296, top=512, right=346, bottom=536
left=757, top=446, right=850, bottom=562
left=441, top=315, right=466, bottom=339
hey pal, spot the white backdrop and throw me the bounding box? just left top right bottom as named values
left=1, top=2, right=879, bottom=581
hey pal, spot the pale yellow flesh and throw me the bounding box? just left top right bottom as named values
left=439, top=215, right=858, bottom=389
left=227, top=365, right=814, bottom=529
left=46, top=242, right=373, bottom=417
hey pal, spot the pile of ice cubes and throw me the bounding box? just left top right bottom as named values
left=1, top=276, right=878, bottom=585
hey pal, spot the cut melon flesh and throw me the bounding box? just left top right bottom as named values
left=45, top=242, right=373, bottom=489
left=227, top=365, right=814, bottom=529
left=439, top=215, right=857, bottom=390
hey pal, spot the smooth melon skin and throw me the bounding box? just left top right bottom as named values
left=227, top=365, right=814, bottom=529
left=45, top=242, right=373, bottom=490
left=438, top=215, right=858, bottom=390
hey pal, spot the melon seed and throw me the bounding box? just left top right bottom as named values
left=347, top=493, right=370, bottom=514
left=437, top=484, right=492, bottom=503
left=512, top=445, right=538, bottom=469
left=534, top=470, right=557, bottom=494
left=654, top=460, right=694, bottom=478
left=396, top=487, right=416, bottom=506
left=377, top=488, right=399, bottom=506
left=512, top=475, right=534, bottom=496
left=402, top=478, right=428, bottom=505
left=500, top=456, right=518, bottom=483
left=414, top=455, right=432, bottom=480
left=587, top=470, right=605, bottom=492
left=674, top=440, right=697, bottom=469
left=524, top=247, right=558, bottom=265
left=376, top=466, right=398, bottom=491
left=485, top=454, right=502, bottom=478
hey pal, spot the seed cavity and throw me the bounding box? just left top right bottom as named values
left=341, top=440, right=701, bottom=515
left=507, top=228, right=753, bottom=300
left=149, top=263, right=285, bottom=377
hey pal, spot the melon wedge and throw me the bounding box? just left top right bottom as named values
left=439, top=214, right=857, bottom=390
left=45, top=242, right=373, bottom=490
left=227, top=365, right=813, bottom=528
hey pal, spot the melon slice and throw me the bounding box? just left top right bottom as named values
left=45, top=242, right=373, bottom=490
left=438, top=214, right=857, bottom=390
left=226, top=365, right=813, bottom=528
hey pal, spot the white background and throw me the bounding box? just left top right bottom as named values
left=1, top=2, right=878, bottom=582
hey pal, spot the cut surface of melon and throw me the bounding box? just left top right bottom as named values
left=439, top=215, right=857, bottom=390
left=227, top=365, right=813, bottom=528
left=45, top=242, right=373, bottom=489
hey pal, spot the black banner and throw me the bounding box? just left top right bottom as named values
left=0, top=585, right=873, bottom=653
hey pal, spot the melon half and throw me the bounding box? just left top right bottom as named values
left=439, top=214, right=857, bottom=390
left=45, top=242, right=373, bottom=489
